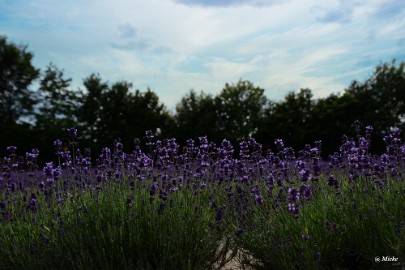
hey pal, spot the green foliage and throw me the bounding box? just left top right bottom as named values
left=257, top=88, right=315, bottom=151
left=40, top=73, right=167, bottom=157
left=0, top=36, right=40, bottom=156
left=77, top=73, right=109, bottom=142
left=343, top=60, right=405, bottom=151
left=36, top=63, right=79, bottom=127
left=175, top=90, right=219, bottom=143
left=0, top=36, right=40, bottom=125
left=310, top=92, right=360, bottom=155
left=0, top=182, right=226, bottom=270
left=234, top=174, right=405, bottom=270
left=78, top=75, right=173, bottom=154
left=33, top=64, right=81, bottom=161
left=215, top=80, right=267, bottom=143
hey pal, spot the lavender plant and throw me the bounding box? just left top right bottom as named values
left=0, top=126, right=404, bottom=270
left=233, top=128, right=405, bottom=270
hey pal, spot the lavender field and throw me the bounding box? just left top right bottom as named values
left=0, top=126, right=404, bottom=270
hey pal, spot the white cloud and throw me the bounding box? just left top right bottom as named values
left=206, top=57, right=260, bottom=78
left=173, top=0, right=285, bottom=7
left=1, top=0, right=404, bottom=109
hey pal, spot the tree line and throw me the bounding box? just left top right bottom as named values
left=1, top=35, right=404, bottom=162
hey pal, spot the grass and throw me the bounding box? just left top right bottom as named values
left=233, top=174, right=405, bottom=269
left=0, top=180, right=226, bottom=270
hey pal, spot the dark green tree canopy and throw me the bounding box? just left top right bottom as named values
left=77, top=75, right=173, bottom=153
left=256, top=88, right=315, bottom=151
left=175, top=89, right=219, bottom=142
left=77, top=74, right=109, bottom=141
left=0, top=36, right=39, bottom=124
left=215, top=80, right=267, bottom=142
left=345, top=60, right=405, bottom=134
left=36, top=63, right=79, bottom=128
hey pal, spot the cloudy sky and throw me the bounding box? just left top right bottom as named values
left=1, top=0, right=404, bottom=110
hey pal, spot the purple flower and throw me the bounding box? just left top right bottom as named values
left=52, top=166, right=62, bottom=180
left=219, top=139, right=234, bottom=158
left=28, top=193, right=37, bottom=212
left=288, top=203, right=299, bottom=214
left=145, top=130, right=154, bottom=140
left=300, top=184, right=312, bottom=200
left=365, top=125, right=373, bottom=133
left=31, top=149, right=39, bottom=159
left=67, top=128, right=78, bottom=139
left=255, top=194, right=264, bottom=205
left=200, top=154, right=210, bottom=167
left=299, top=169, right=312, bottom=182
left=43, top=162, right=62, bottom=183
left=352, top=120, right=361, bottom=134
left=39, top=181, right=45, bottom=191
left=310, top=147, right=319, bottom=157
left=6, top=146, right=17, bottom=154
left=150, top=182, right=158, bottom=196
left=54, top=139, right=62, bottom=152
left=215, top=205, right=226, bottom=223
left=43, top=162, right=54, bottom=177
left=301, top=233, right=310, bottom=240
left=381, top=154, right=389, bottom=165
left=239, top=141, right=250, bottom=160
left=359, top=137, right=369, bottom=150
left=198, top=136, right=209, bottom=150
left=114, top=139, right=123, bottom=152
left=328, top=175, right=339, bottom=188
left=157, top=202, right=165, bottom=215
left=167, top=138, right=179, bottom=154
left=26, top=149, right=40, bottom=160
left=159, top=189, right=168, bottom=201
left=295, top=161, right=306, bottom=170
left=288, top=188, right=300, bottom=201
left=274, top=139, right=284, bottom=151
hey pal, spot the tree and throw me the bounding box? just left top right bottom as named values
left=77, top=74, right=109, bottom=143
left=78, top=75, right=174, bottom=153
left=36, top=64, right=79, bottom=128
left=0, top=36, right=40, bottom=153
left=99, top=84, right=174, bottom=151
left=98, top=80, right=134, bottom=146
left=215, top=80, right=267, bottom=142
left=345, top=60, right=405, bottom=134
left=127, top=87, right=174, bottom=140
left=32, top=64, right=81, bottom=161
left=0, top=36, right=39, bottom=124
left=319, top=60, right=405, bottom=153
left=308, top=60, right=405, bottom=155
left=257, top=88, right=315, bottom=151
left=311, top=92, right=360, bottom=156
left=175, top=90, right=219, bottom=143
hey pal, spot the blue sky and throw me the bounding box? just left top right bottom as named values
left=1, top=0, right=404, bottom=110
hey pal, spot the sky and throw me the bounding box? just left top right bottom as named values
left=1, top=0, right=404, bottom=110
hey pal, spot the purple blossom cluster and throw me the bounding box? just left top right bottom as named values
left=0, top=123, right=403, bottom=270
left=0, top=126, right=404, bottom=241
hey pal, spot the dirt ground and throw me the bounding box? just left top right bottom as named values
left=219, top=257, right=246, bottom=270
